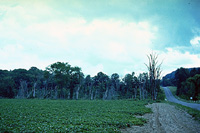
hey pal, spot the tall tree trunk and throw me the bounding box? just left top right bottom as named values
left=54, top=86, right=58, bottom=99
left=19, top=80, right=28, bottom=99
left=154, top=80, right=157, bottom=100
left=109, top=85, right=115, bottom=100
left=103, top=88, right=108, bottom=100
left=134, top=87, right=137, bottom=99
left=33, top=82, right=37, bottom=98
left=90, top=89, right=93, bottom=100
left=142, top=83, right=145, bottom=100
left=94, top=89, right=98, bottom=100
left=89, top=86, right=93, bottom=100
left=139, top=84, right=142, bottom=100
left=126, top=89, right=129, bottom=98
left=68, top=92, right=70, bottom=99
left=70, top=86, right=74, bottom=99
left=42, top=87, right=46, bottom=99
left=76, top=85, right=80, bottom=100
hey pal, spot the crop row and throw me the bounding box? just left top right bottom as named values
left=0, top=99, right=152, bottom=132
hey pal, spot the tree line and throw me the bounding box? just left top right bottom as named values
left=0, top=53, right=163, bottom=100
left=162, top=67, right=200, bottom=100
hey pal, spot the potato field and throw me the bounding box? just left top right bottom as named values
left=0, top=99, right=151, bottom=132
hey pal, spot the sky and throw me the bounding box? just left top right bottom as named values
left=0, top=0, right=200, bottom=77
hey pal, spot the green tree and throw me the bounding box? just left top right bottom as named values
left=138, top=73, right=148, bottom=100
left=28, top=67, right=44, bottom=98
left=93, top=72, right=109, bottom=99
left=190, top=68, right=197, bottom=77
left=12, top=69, right=32, bottom=98
left=0, top=70, right=15, bottom=98
left=186, top=74, right=200, bottom=100
left=175, top=67, right=189, bottom=96
left=110, top=73, right=120, bottom=99
left=46, top=62, right=71, bottom=99
left=70, top=66, right=84, bottom=100
left=123, top=73, right=133, bottom=98
left=84, top=75, right=94, bottom=100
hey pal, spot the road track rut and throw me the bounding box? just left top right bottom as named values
left=121, top=103, right=200, bottom=133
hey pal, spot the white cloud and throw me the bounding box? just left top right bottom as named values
left=0, top=44, right=51, bottom=70
left=64, top=59, right=104, bottom=77
left=159, top=48, right=200, bottom=76
left=1, top=1, right=200, bottom=78
left=84, top=64, right=104, bottom=77
left=0, top=10, right=157, bottom=74
left=0, top=2, right=158, bottom=76
left=190, top=36, right=200, bottom=47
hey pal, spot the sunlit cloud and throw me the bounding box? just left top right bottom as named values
left=159, top=48, right=200, bottom=76
left=0, top=44, right=49, bottom=70
left=190, top=36, right=200, bottom=47
left=0, top=0, right=200, bottom=77
left=0, top=10, right=157, bottom=76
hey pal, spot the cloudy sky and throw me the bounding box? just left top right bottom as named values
left=0, top=0, right=200, bottom=77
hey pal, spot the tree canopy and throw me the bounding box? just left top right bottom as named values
left=0, top=60, right=165, bottom=100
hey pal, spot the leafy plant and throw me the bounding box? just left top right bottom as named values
left=0, top=99, right=152, bottom=132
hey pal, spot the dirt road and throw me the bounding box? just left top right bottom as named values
left=121, top=103, right=200, bottom=133
left=163, top=87, right=200, bottom=111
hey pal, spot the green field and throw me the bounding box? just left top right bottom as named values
left=0, top=99, right=152, bottom=132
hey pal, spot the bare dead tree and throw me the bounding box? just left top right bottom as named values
left=17, top=80, right=28, bottom=99
left=103, top=88, right=108, bottom=100
left=138, top=73, right=147, bottom=100
left=145, top=52, right=162, bottom=100
left=75, top=85, right=81, bottom=100
left=33, top=82, right=37, bottom=98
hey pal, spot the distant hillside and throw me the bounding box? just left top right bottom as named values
left=163, top=67, right=200, bottom=80
left=161, top=67, right=200, bottom=86
left=164, top=70, right=176, bottom=79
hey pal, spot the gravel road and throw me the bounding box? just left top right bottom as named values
left=163, top=87, right=200, bottom=111
left=121, top=103, right=200, bottom=133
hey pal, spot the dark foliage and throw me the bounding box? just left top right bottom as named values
left=0, top=62, right=164, bottom=100
left=161, top=67, right=200, bottom=100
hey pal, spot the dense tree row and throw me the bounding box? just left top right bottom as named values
left=175, top=68, right=200, bottom=100
left=0, top=61, right=164, bottom=100
left=162, top=67, right=200, bottom=100
left=162, top=67, right=200, bottom=87
left=181, top=74, right=200, bottom=100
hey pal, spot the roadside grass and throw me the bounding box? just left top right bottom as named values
left=167, top=102, right=200, bottom=122
left=160, top=86, right=167, bottom=100
left=167, top=86, right=176, bottom=96
left=0, top=99, right=152, bottom=132
left=168, top=86, right=200, bottom=104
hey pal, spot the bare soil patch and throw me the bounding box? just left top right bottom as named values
left=121, top=103, right=200, bottom=133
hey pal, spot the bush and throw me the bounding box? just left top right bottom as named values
left=156, top=89, right=165, bottom=101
